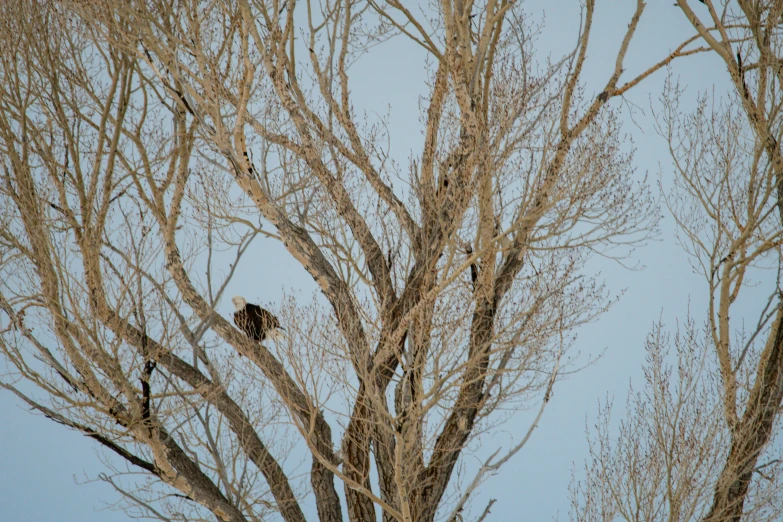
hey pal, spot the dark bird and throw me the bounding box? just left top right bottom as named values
left=232, top=296, right=284, bottom=342
left=465, top=243, right=478, bottom=290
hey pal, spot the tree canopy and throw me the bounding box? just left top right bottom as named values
left=1, top=1, right=783, bottom=521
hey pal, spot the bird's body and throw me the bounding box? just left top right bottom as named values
left=231, top=296, right=284, bottom=342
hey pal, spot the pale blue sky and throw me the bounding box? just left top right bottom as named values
left=0, top=2, right=749, bottom=521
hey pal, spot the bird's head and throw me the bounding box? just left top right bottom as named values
left=231, top=296, right=247, bottom=312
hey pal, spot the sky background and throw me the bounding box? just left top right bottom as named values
left=0, top=1, right=755, bottom=521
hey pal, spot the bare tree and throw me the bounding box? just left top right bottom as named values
left=571, top=2, right=783, bottom=520
left=0, top=1, right=692, bottom=521
left=570, top=320, right=733, bottom=522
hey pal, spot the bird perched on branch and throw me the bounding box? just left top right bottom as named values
left=231, top=296, right=284, bottom=342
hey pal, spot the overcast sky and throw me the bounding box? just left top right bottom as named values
left=0, top=2, right=751, bottom=521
